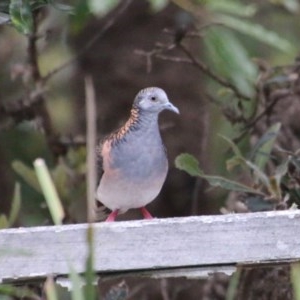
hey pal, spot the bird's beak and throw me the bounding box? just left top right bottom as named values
left=165, top=102, right=180, bottom=114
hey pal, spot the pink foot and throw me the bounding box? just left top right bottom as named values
left=105, top=210, right=119, bottom=222
left=140, top=207, right=153, bottom=219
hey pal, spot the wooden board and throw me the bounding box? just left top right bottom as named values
left=1, top=210, right=300, bottom=282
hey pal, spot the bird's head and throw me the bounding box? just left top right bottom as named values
left=133, top=87, right=179, bottom=114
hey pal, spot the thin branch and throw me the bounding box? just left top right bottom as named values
left=42, top=0, right=133, bottom=82
left=232, top=89, right=292, bottom=144
left=85, top=75, right=97, bottom=223
left=178, top=44, right=252, bottom=101
left=135, top=39, right=251, bottom=101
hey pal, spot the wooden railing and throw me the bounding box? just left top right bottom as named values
left=1, top=210, right=300, bottom=283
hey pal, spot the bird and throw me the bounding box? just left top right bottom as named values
left=95, top=87, right=179, bottom=222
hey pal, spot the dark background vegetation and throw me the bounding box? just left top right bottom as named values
left=1, top=0, right=300, bottom=299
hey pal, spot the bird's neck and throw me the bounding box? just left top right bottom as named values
left=113, top=107, right=159, bottom=141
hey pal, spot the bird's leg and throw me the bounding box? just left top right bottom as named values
left=106, top=210, right=119, bottom=222
left=140, top=207, right=153, bottom=219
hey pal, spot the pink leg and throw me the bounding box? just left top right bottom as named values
left=140, top=207, right=153, bottom=219
left=105, top=210, right=119, bottom=222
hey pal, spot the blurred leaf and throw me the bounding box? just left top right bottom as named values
left=250, top=122, right=281, bottom=171
left=271, top=0, right=300, bottom=13
left=219, top=134, right=242, bottom=157
left=69, top=265, right=85, bottom=300
left=268, top=175, right=281, bottom=199
left=12, top=160, right=42, bottom=193
left=219, top=15, right=295, bottom=54
left=45, top=277, right=58, bottom=300
left=148, top=0, right=169, bottom=12
left=291, top=263, right=300, bottom=300
left=206, top=0, right=257, bottom=17
left=33, top=158, right=65, bottom=225
left=175, top=153, right=203, bottom=176
left=205, top=28, right=257, bottom=98
left=0, top=1, right=10, bottom=13
left=67, top=146, right=87, bottom=173
left=84, top=225, right=96, bottom=300
left=71, top=0, right=90, bottom=33
left=8, top=182, right=21, bottom=227
left=29, top=0, right=49, bottom=10
left=9, top=0, right=33, bottom=35
left=289, top=156, right=300, bottom=171
left=88, top=0, right=120, bottom=16
left=0, top=284, right=39, bottom=299
left=0, top=215, right=9, bottom=229
left=48, top=0, right=74, bottom=12
left=244, top=159, right=270, bottom=188
left=51, top=162, right=70, bottom=202
left=220, top=135, right=271, bottom=187
left=226, top=156, right=243, bottom=171
left=225, top=268, right=241, bottom=300
left=200, top=173, right=263, bottom=194
left=176, top=153, right=262, bottom=194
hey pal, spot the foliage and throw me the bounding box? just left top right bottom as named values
left=176, top=121, right=300, bottom=212
left=0, top=0, right=300, bottom=298
left=0, top=183, right=21, bottom=229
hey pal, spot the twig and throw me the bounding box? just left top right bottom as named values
left=178, top=44, right=252, bottom=101
left=42, top=0, right=133, bottom=82
left=85, top=75, right=97, bottom=223
left=232, top=89, right=292, bottom=144
left=135, top=39, right=251, bottom=101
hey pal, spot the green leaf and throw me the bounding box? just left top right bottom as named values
left=68, top=265, right=85, bottom=300
left=220, top=135, right=271, bottom=187
left=44, top=277, right=58, bottom=300
left=226, top=156, right=243, bottom=172
left=200, top=173, right=263, bottom=194
left=8, top=182, right=21, bottom=227
left=219, top=15, right=295, bottom=54
left=268, top=176, right=281, bottom=199
left=205, top=28, right=257, bottom=98
left=219, top=134, right=242, bottom=157
left=272, top=0, right=300, bottom=13
left=85, top=225, right=96, bottom=300
left=0, top=284, right=39, bottom=298
left=291, top=263, right=300, bottom=300
left=88, top=0, right=119, bottom=16
left=250, top=122, right=281, bottom=171
left=206, top=0, right=257, bottom=17
left=33, top=158, right=65, bottom=225
left=225, top=268, right=241, bottom=300
left=12, top=160, right=42, bottom=193
left=0, top=215, right=9, bottom=229
left=176, top=153, right=262, bottom=194
left=71, top=0, right=90, bottom=33
left=175, top=153, right=203, bottom=176
left=9, top=0, right=33, bottom=35
left=148, top=0, right=169, bottom=12
left=243, top=159, right=270, bottom=188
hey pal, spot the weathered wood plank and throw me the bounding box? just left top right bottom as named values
left=0, top=210, right=300, bottom=282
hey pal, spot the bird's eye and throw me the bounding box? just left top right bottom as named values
left=150, top=96, right=157, bottom=101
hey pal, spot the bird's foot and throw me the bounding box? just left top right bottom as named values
left=140, top=207, right=153, bottom=219
left=105, top=210, right=119, bottom=222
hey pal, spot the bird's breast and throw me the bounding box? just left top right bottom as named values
left=104, top=129, right=168, bottom=182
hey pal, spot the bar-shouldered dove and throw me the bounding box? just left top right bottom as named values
left=96, top=87, right=179, bottom=222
